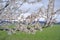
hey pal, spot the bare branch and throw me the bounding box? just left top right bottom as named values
left=55, top=9, right=60, bottom=14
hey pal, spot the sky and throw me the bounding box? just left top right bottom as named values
left=19, top=0, right=60, bottom=22
left=42, top=0, right=60, bottom=22
left=55, top=0, right=60, bottom=10
left=19, top=0, right=60, bottom=12
left=42, top=0, right=60, bottom=11
left=0, top=0, right=60, bottom=22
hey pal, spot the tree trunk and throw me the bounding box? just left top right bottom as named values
left=45, top=0, right=55, bottom=27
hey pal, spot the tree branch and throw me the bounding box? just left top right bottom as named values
left=55, top=9, right=60, bottom=14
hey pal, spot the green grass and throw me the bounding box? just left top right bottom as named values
left=0, top=25, right=60, bottom=40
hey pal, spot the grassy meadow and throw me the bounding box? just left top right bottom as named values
left=0, top=25, right=60, bottom=40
